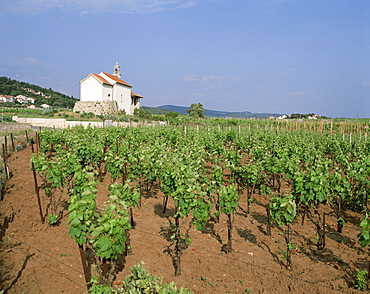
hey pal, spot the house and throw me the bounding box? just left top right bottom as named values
left=308, top=114, right=321, bottom=120
left=75, top=63, right=143, bottom=115
left=23, top=87, right=37, bottom=94
left=41, top=104, right=51, bottom=109
left=15, top=95, right=28, bottom=103
left=0, top=95, right=13, bottom=103
left=26, top=97, right=36, bottom=104
left=277, top=115, right=287, bottom=120
left=27, top=105, right=37, bottom=109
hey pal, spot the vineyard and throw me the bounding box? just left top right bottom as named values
left=1, top=120, right=370, bottom=293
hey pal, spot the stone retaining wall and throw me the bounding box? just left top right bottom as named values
left=12, top=116, right=166, bottom=129
left=0, top=123, right=31, bottom=132
left=73, top=101, right=118, bottom=115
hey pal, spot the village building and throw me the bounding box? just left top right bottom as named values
left=308, top=114, right=321, bottom=119
left=26, top=97, right=36, bottom=103
left=0, top=95, right=13, bottom=103
left=15, top=95, right=28, bottom=104
left=73, top=63, right=143, bottom=115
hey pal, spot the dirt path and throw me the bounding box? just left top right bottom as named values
left=0, top=145, right=366, bottom=293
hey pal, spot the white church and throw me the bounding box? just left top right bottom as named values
left=73, top=63, right=143, bottom=115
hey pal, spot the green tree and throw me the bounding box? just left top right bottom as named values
left=186, top=103, right=205, bottom=118
left=165, top=111, right=179, bottom=119
left=134, top=108, right=152, bottom=119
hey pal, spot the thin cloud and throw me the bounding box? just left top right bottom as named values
left=0, top=57, right=50, bottom=68
left=3, top=0, right=196, bottom=14
left=175, top=1, right=196, bottom=9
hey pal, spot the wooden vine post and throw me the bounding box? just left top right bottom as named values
left=31, top=143, right=45, bottom=223
left=10, top=133, right=15, bottom=151
left=4, top=135, right=8, bottom=158
left=174, top=213, right=182, bottom=276
left=78, top=244, right=91, bottom=288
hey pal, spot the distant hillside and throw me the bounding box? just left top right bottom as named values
left=0, top=76, right=78, bottom=108
left=151, top=105, right=284, bottom=119
left=141, top=106, right=173, bottom=115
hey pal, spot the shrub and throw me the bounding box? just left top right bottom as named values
left=354, top=270, right=368, bottom=290
left=88, top=262, right=193, bottom=293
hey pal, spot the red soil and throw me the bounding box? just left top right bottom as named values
left=0, top=146, right=367, bottom=293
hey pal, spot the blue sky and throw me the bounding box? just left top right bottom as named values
left=0, top=0, right=369, bottom=118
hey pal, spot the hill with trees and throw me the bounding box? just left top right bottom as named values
left=145, top=104, right=284, bottom=119
left=0, top=76, right=78, bottom=108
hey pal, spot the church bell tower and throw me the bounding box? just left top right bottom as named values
left=113, top=62, right=121, bottom=79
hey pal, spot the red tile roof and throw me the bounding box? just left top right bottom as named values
left=131, top=91, right=144, bottom=98
left=101, top=72, right=132, bottom=87
left=91, top=73, right=112, bottom=85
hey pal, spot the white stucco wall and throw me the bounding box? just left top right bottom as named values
left=100, top=73, right=132, bottom=114
left=79, top=72, right=140, bottom=115
left=102, top=84, right=112, bottom=101
left=113, top=84, right=132, bottom=114
left=80, top=76, right=111, bottom=102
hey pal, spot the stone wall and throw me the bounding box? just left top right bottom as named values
left=0, top=123, right=31, bottom=132
left=12, top=116, right=166, bottom=129
left=12, top=117, right=67, bottom=128
left=73, top=100, right=118, bottom=115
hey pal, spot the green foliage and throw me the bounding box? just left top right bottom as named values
left=90, top=197, right=131, bottom=259
left=31, top=123, right=370, bottom=288
left=68, top=168, right=99, bottom=245
left=134, top=108, right=152, bottom=119
left=141, top=106, right=173, bottom=115
left=292, top=159, right=331, bottom=206
left=47, top=214, right=58, bottom=225
left=217, top=184, right=240, bottom=215
left=165, top=111, right=179, bottom=119
left=165, top=111, right=181, bottom=125
left=0, top=76, right=77, bottom=108
left=354, top=270, right=368, bottom=290
left=89, top=283, right=113, bottom=294
left=279, top=242, right=296, bottom=260
left=116, top=261, right=193, bottom=294
left=269, top=194, right=296, bottom=228
left=81, top=112, right=96, bottom=119
left=186, top=103, right=205, bottom=118
left=358, top=213, right=370, bottom=248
